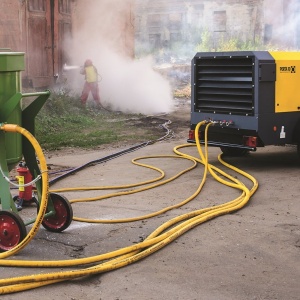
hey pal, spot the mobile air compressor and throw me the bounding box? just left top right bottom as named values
left=188, top=51, right=300, bottom=157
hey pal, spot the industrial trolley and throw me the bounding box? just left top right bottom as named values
left=0, top=51, right=72, bottom=252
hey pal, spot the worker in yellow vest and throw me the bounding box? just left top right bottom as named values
left=80, top=59, right=101, bottom=108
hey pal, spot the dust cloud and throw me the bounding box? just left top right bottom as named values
left=65, top=0, right=174, bottom=115
left=263, top=0, right=300, bottom=49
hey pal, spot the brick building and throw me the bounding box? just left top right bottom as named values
left=0, top=0, right=134, bottom=89
left=1, top=0, right=299, bottom=88
left=135, top=0, right=300, bottom=54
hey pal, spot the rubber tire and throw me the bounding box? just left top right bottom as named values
left=0, top=210, right=27, bottom=252
left=220, top=146, right=249, bottom=157
left=41, top=193, right=73, bottom=233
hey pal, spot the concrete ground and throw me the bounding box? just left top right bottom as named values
left=0, top=135, right=299, bottom=299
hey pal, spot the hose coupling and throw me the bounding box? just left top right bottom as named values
left=205, top=119, right=235, bottom=127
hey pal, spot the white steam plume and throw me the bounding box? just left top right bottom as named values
left=263, top=0, right=300, bottom=49
left=65, top=0, right=174, bottom=115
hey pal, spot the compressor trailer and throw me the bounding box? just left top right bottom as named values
left=188, top=51, right=300, bottom=157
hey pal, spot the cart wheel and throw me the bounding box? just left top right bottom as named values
left=42, top=193, right=73, bottom=232
left=220, top=146, right=249, bottom=157
left=0, top=210, right=27, bottom=252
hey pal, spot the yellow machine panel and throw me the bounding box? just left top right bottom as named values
left=270, top=51, right=300, bottom=113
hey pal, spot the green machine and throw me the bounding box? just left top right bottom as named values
left=0, top=51, right=72, bottom=252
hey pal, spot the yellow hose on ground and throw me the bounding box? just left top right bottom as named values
left=0, top=124, right=49, bottom=259
left=70, top=155, right=199, bottom=223
left=0, top=121, right=258, bottom=294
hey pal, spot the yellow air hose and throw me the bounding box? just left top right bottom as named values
left=0, top=124, right=49, bottom=258
left=0, top=121, right=258, bottom=294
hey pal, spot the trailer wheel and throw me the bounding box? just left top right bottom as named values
left=220, top=146, right=249, bottom=157
left=0, top=210, right=27, bottom=252
left=41, top=193, right=73, bottom=232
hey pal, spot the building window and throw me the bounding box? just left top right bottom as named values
left=264, top=24, right=273, bottom=44
left=148, top=14, right=161, bottom=27
left=149, top=33, right=161, bottom=49
left=168, top=13, right=182, bottom=31
left=170, top=32, right=182, bottom=42
left=213, top=11, right=226, bottom=32
left=28, top=0, right=46, bottom=12
left=59, top=0, right=71, bottom=14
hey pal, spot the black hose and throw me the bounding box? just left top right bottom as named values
left=49, top=141, right=149, bottom=186
left=49, top=118, right=174, bottom=186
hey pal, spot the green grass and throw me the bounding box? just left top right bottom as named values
left=34, top=91, right=160, bottom=150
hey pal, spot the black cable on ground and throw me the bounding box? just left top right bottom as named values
left=49, top=118, right=174, bottom=186
left=49, top=141, right=149, bottom=186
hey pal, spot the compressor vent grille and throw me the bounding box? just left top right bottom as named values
left=194, top=56, right=254, bottom=115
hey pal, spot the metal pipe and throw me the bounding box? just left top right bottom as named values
left=21, top=91, right=50, bottom=98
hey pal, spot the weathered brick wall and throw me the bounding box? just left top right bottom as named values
left=72, top=0, right=135, bottom=58
left=136, top=0, right=265, bottom=50
left=136, top=0, right=300, bottom=51
left=0, top=0, right=135, bottom=88
left=202, top=0, right=263, bottom=46
left=0, top=0, right=24, bottom=51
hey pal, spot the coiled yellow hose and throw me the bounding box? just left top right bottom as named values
left=0, top=121, right=258, bottom=294
left=0, top=124, right=49, bottom=259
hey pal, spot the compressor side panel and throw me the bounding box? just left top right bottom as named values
left=270, top=52, right=300, bottom=113
left=257, top=52, right=300, bottom=145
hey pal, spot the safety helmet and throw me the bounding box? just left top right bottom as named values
left=84, top=59, right=93, bottom=66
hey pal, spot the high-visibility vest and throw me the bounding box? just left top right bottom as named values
left=85, top=66, right=98, bottom=83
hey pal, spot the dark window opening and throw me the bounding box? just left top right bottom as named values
left=147, top=14, right=161, bottom=27
left=168, top=13, right=182, bottom=31
left=213, top=11, right=226, bottom=32
left=149, top=33, right=161, bottom=49
left=170, top=32, right=182, bottom=43
left=59, top=0, right=71, bottom=14
left=264, top=24, right=273, bottom=44
left=28, top=0, right=46, bottom=12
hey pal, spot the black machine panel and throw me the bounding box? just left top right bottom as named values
left=193, top=56, right=254, bottom=116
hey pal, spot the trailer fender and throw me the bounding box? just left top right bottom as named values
left=292, top=118, right=300, bottom=144
left=292, top=119, right=300, bottom=159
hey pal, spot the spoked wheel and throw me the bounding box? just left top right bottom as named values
left=0, top=210, right=27, bottom=252
left=220, top=146, right=249, bottom=157
left=41, top=193, right=73, bottom=232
